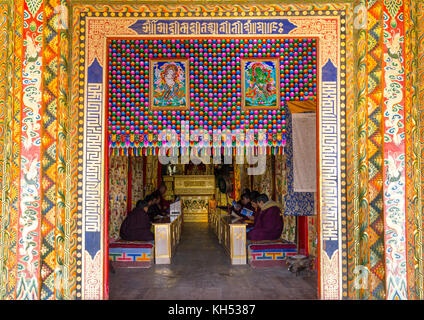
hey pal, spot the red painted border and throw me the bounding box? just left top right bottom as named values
left=315, top=37, right=321, bottom=300
left=272, top=155, right=276, bottom=200
left=103, top=38, right=111, bottom=300
left=297, top=216, right=309, bottom=256
left=143, top=154, right=146, bottom=197
left=232, top=163, right=236, bottom=200
left=103, top=35, right=321, bottom=299
left=127, top=156, right=132, bottom=213
left=157, top=160, right=162, bottom=189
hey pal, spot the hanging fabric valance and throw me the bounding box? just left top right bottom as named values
left=107, top=38, right=317, bottom=154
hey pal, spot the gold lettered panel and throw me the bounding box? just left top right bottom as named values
left=173, top=175, right=215, bottom=195
left=153, top=224, right=171, bottom=264
left=230, top=224, right=247, bottom=265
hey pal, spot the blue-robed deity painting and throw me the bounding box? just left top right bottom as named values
left=242, top=59, right=280, bottom=109
left=150, top=59, right=189, bottom=109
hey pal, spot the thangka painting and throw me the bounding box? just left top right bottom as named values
left=150, top=59, right=189, bottom=109
left=242, top=58, right=280, bottom=109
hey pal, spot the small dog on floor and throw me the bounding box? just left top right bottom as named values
left=285, top=255, right=315, bottom=276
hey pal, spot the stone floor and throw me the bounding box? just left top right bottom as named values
left=109, top=222, right=317, bottom=300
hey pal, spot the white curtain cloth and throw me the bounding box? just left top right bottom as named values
left=292, top=113, right=317, bottom=192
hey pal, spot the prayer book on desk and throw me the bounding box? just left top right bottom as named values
left=240, top=208, right=253, bottom=217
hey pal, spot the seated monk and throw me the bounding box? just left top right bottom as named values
left=120, top=200, right=154, bottom=241
left=247, top=193, right=284, bottom=241
left=144, top=194, right=154, bottom=222
left=148, top=191, right=166, bottom=221
left=242, top=191, right=261, bottom=226
left=232, top=192, right=255, bottom=221
left=157, top=182, right=171, bottom=213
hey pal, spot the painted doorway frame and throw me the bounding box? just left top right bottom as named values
left=73, top=3, right=351, bottom=299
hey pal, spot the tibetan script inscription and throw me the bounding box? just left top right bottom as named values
left=129, top=19, right=298, bottom=35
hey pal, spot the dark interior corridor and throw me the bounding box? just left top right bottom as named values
left=109, top=223, right=317, bottom=300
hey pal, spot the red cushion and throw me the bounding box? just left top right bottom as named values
left=248, top=239, right=290, bottom=244
left=109, top=240, right=154, bottom=249
left=249, top=243, right=296, bottom=250
left=248, top=239, right=296, bottom=251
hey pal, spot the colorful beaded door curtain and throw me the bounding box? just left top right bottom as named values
left=108, top=37, right=317, bottom=155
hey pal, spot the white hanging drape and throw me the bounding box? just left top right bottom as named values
left=292, top=113, right=317, bottom=192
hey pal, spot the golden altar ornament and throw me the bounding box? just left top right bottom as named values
left=172, top=175, right=216, bottom=222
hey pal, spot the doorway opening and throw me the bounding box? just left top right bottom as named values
left=106, top=104, right=319, bottom=299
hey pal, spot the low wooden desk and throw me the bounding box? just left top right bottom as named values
left=153, top=213, right=183, bottom=264
left=210, top=206, right=228, bottom=243
left=210, top=207, right=247, bottom=265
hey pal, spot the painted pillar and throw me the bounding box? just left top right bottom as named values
left=0, top=2, right=7, bottom=207
left=2, top=0, right=68, bottom=301
left=365, top=0, right=385, bottom=301
left=413, top=0, right=424, bottom=300
left=0, top=0, right=24, bottom=300
left=234, top=161, right=241, bottom=201
left=15, top=0, right=44, bottom=300
left=0, top=2, right=9, bottom=297
left=382, top=0, right=408, bottom=300
left=404, top=0, right=424, bottom=300
left=127, top=156, right=132, bottom=213
left=40, top=0, right=69, bottom=300
left=347, top=0, right=386, bottom=301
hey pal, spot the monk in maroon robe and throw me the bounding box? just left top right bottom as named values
left=148, top=191, right=167, bottom=221
left=157, top=182, right=170, bottom=212
left=248, top=193, right=261, bottom=227
left=232, top=192, right=255, bottom=221
left=247, top=194, right=284, bottom=241
left=120, top=200, right=154, bottom=241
